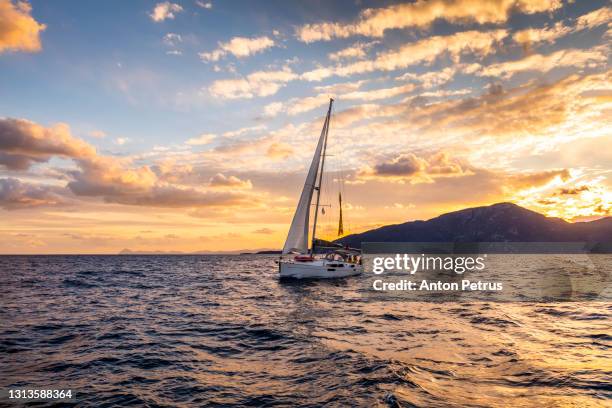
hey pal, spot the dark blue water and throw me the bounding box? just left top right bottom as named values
left=0, top=255, right=610, bottom=407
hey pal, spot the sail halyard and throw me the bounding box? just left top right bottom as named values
left=309, top=98, right=333, bottom=255
left=281, top=99, right=333, bottom=255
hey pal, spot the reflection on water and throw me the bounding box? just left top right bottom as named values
left=0, top=255, right=610, bottom=407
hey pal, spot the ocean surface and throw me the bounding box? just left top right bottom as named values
left=1, top=255, right=610, bottom=407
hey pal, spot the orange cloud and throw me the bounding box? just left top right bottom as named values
left=511, top=7, right=611, bottom=52
left=512, top=173, right=612, bottom=221
left=576, top=6, right=612, bottom=30
left=357, top=151, right=471, bottom=184
left=199, top=36, right=275, bottom=62
left=296, top=0, right=561, bottom=42
left=313, top=79, right=369, bottom=94
left=478, top=46, right=608, bottom=79
left=266, top=84, right=412, bottom=117
left=301, top=29, right=508, bottom=81
left=67, top=156, right=256, bottom=208
left=186, top=133, right=216, bottom=146
left=149, top=2, right=182, bottom=22
left=0, top=0, right=46, bottom=54
left=512, top=21, right=571, bottom=51
left=404, top=70, right=611, bottom=142
left=506, top=169, right=570, bottom=190
left=398, top=66, right=458, bottom=89
left=208, top=68, right=297, bottom=99
left=332, top=103, right=406, bottom=128
left=328, top=41, right=378, bottom=61
left=253, top=227, right=274, bottom=234
left=208, top=173, right=252, bottom=189
left=342, top=83, right=415, bottom=101
left=0, top=117, right=265, bottom=210
left=266, top=142, right=294, bottom=160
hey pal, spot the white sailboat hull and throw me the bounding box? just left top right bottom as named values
left=279, top=259, right=362, bottom=279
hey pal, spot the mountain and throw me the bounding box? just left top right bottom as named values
left=336, top=202, right=612, bottom=248
left=119, top=249, right=185, bottom=255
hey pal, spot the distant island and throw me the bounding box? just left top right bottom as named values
left=336, top=202, right=611, bottom=248
left=118, top=248, right=281, bottom=255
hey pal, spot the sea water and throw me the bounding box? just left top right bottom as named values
left=0, top=255, right=610, bottom=407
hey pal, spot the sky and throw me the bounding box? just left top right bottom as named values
left=0, top=0, right=610, bottom=254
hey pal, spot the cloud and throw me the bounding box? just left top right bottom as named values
left=401, top=70, right=612, bottom=151
left=266, top=142, right=294, bottom=159
left=342, top=83, right=415, bottom=101
left=296, top=0, right=561, bottom=42
left=163, top=32, right=182, bottom=46
left=264, top=91, right=347, bottom=117
left=263, top=102, right=283, bottom=117
left=478, top=46, right=608, bottom=79
left=208, top=68, right=297, bottom=99
left=88, top=130, right=106, bottom=138
left=0, top=118, right=96, bottom=170
left=253, top=227, right=274, bottom=234
left=110, top=186, right=253, bottom=207
left=186, top=133, right=216, bottom=146
left=114, top=137, right=130, bottom=145
left=511, top=171, right=612, bottom=221
left=67, top=155, right=256, bottom=208
left=332, top=103, right=406, bottom=128
left=328, top=41, right=377, bottom=61
left=414, top=88, right=473, bottom=98
left=556, top=185, right=589, bottom=195
left=512, top=7, right=612, bottom=51
left=196, top=1, right=212, bottom=9
left=576, top=6, right=612, bottom=30
left=398, top=66, right=458, bottom=88
left=0, top=178, right=67, bottom=209
left=0, top=117, right=263, bottom=210
left=213, top=133, right=272, bottom=155
left=358, top=151, right=471, bottom=184
left=208, top=173, right=252, bottom=189
left=301, top=29, right=508, bottom=81
left=199, top=36, right=274, bottom=62
left=68, top=155, right=156, bottom=196
left=266, top=83, right=414, bottom=117
left=512, top=21, right=571, bottom=51
left=0, top=0, right=46, bottom=54
left=222, top=124, right=266, bottom=138
left=313, top=79, right=368, bottom=94
left=150, top=2, right=183, bottom=22
left=507, top=169, right=570, bottom=190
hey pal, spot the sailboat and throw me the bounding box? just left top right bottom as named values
left=278, top=98, right=362, bottom=279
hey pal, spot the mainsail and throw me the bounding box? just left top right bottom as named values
left=337, top=192, right=344, bottom=236
left=282, top=100, right=333, bottom=254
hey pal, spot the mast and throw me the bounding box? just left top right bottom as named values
left=310, top=98, right=333, bottom=255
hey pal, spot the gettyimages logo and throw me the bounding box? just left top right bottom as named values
left=372, top=253, right=487, bottom=274
left=361, top=242, right=611, bottom=302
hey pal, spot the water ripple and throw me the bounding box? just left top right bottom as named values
left=0, top=255, right=610, bottom=407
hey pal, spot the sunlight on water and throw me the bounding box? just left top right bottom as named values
left=0, top=255, right=610, bottom=407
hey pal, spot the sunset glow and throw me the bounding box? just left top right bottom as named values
left=1, top=0, right=610, bottom=253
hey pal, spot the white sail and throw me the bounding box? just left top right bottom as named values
left=282, top=107, right=330, bottom=254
